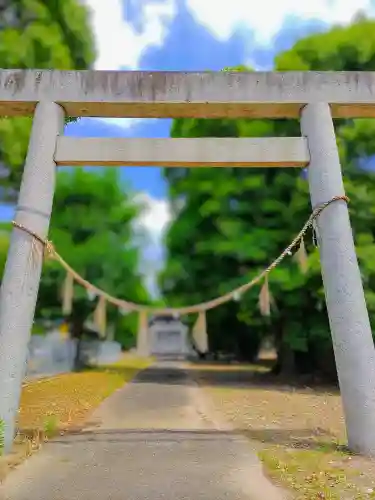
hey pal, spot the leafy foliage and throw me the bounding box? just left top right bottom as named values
left=36, top=169, right=151, bottom=349
left=161, top=18, right=375, bottom=377
left=0, top=223, right=10, bottom=274
left=0, top=0, right=96, bottom=201
left=0, top=170, right=152, bottom=351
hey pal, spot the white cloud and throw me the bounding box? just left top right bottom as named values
left=135, top=190, right=170, bottom=231
left=134, top=192, right=172, bottom=247
left=84, top=0, right=175, bottom=129
left=132, top=193, right=173, bottom=296
left=85, top=0, right=175, bottom=70
left=186, top=0, right=375, bottom=45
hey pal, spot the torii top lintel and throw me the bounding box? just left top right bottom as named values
left=0, top=70, right=375, bottom=119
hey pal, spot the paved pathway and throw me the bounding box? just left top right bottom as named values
left=0, top=362, right=286, bottom=500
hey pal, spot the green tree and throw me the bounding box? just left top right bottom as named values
left=0, top=222, right=10, bottom=274
left=161, top=19, right=375, bottom=378
left=36, top=169, right=151, bottom=359
left=0, top=0, right=96, bottom=201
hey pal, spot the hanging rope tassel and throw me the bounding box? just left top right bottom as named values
left=62, top=272, right=74, bottom=316
left=259, top=275, right=271, bottom=317
left=192, top=310, right=209, bottom=354
left=94, top=296, right=107, bottom=338
left=295, top=237, right=308, bottom=274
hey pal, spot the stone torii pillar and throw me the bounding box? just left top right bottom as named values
left=301, top=103, right=375, bottom=456
left=0, top=102, right=65, bottom=452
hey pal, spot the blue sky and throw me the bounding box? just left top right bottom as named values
left=3, top=0, right=375, bottom=291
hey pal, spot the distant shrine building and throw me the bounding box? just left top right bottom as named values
left=148, top=315, right=191, bottom=360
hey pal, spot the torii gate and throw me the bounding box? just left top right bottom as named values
left=0, top=70, right=374, bottom=455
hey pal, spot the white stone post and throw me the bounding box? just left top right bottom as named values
left=137, top=329, right=150, bottom=356
left=137, top=311, right=149, bottom=356
left=301, top=102, right=375, bottom=456
left=0, top=101, right=64, bottom=453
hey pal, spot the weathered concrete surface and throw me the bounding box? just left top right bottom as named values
left=0, top=101, right=65, bottom=453
left=0, top=363, right=286, bottom=500
left=302, top=103, right=375, bottom=456
left=55, top=137, right=309, bottom=167
left=1, top=70, right=375, bottom=118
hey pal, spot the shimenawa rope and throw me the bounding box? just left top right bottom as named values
left=11, top=195, right=349, bottom=316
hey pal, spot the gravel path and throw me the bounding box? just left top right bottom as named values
left=1, top=362, right=286, bottom=500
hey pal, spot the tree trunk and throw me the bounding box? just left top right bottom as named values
left=70, top=317, right=85, bottom=371
left=310, top=340, right=338, bottom=383
left=272, top=322, right=296, bottom=377
left=73, top=336, right=83, bottom=371
left=279, top=341, right=295, bottom=377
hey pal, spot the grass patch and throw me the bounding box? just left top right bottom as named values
left=191, top=362, right=375, bottom=499
left=259, top=445, right=375, bottom=499
left=0, top=355, right=151, bottom=481
left=18, top=355, right=151, bottom=432
left=43, top=415, right=59, bottom=439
